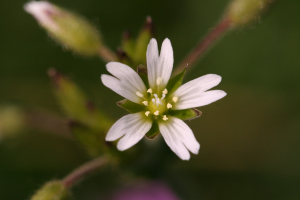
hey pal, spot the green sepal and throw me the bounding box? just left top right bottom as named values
left=137, top=64, right=149, bottom=88
left=145, top=121, right=160, bottom=139
left=132, top=17, right=154, bottom=66
left=69, top=120, right=104, bottom=157
left=117, top=48, right=132, bottom=66
left=117, top=99, right=145, bottom=113
left=30, top=181, right=70, bottom=200
left=121, top=31, right=135, bottom=59
left=169, top=108, right=202, bottom=121
left=166, top=68, right=186, bottom=95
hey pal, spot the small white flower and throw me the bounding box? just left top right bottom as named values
left=101, top=38, right=226, bottom=160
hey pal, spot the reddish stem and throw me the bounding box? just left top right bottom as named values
left=62, top=156, right=109, bottom=189
left=174, top=17, right=232, bottom=75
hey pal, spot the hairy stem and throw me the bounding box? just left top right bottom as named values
left=174, top=17, right=232, bottom=75
left=62, top=156, right=109, bottom=189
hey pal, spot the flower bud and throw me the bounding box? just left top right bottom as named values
left=24, top=1, right=102, bottom=56
left=30, top=181, right=70, bottom=200
left=226, top=0, right=276, bottom=27
left=133, top=16, right=154, bottom=65
left=0, top=105, right=24, bottom=140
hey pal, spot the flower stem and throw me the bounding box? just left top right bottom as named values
left=173, top=17, right=232, bottom=75
left=98, top=46, right=117, bottom=62
left=62, top=156, right=109, bottom=189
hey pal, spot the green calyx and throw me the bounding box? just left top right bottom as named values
left=30, top=181, right=70, bottom=200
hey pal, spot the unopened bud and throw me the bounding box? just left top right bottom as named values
left=133, top=16, right=154, bottom=65
left=24, top=1, right=102, bottom=56
left=226, top=0, right=276, bottom=27
left=30, top=181, right=70, bottom=200
left=0, top=106, right=24, bottom=140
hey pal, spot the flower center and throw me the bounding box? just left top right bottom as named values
left=136, top=79, right=179, bottom=121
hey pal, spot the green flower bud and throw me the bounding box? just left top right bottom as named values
left=30, top=181, right=70, bottom=200
left=226, top=0, right=276, bottom=27
left=0, top=105, right=24, bottom=140
left=24, top=1, right=102, bottom=56
left=48, top=68, right=112, bottom=131
left=133, top=16, right=154, bottom=66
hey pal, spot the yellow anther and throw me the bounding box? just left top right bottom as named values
left=147, top=88, right=153, bottom=93
left=142, top=101, right=149, bottom=106
left=163, top=88, right=168, bottom=94
left=136, top=91, right=144, bottom=97
left=145, top=111, right=150, bottom=116
left=163, top=115, right=168, bottom=121
left=167, top=103, right=172, bottom=109
left=156, top=77, right=162, bottom=85
left=172, top=96, right=178, bottom=103
left=154, top=110, right=159, bottom=116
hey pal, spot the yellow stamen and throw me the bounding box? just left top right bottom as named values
left=147, top=88, right=153, bottom=93
left=172, top=96, right=178, bottom=103
left=154, top=110, right=159, bottom=116
left=167, top=103, right=172, bottom=109
left=145, top=111, right=150, bottom=116
left=136, top=91, right=144, bottom=97
left=163, top=88, right=168, bottom=94
left=142, top=101, right=149, bottom=106
left=163, top=115, right=168, bottom=121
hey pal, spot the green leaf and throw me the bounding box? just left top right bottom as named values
left=117, top=99, right=145, bottom=113
left=166, top=68, right=186, bottom=95
left=169, top=108, right=202, bottom=121
left=137, top=64, right=149, bottom=88
left=145, top=121, right=160, bottom=139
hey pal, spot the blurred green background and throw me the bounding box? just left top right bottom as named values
left=1, top=0, right=300, bottom=199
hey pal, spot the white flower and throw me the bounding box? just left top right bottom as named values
left=101, top=38, right=226, bottom=160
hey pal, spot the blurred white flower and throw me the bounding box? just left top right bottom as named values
left=101, top=38, right=226, bottom=160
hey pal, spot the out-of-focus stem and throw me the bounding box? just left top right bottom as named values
left=62, top=156, right=109, bottom=189
left=98, top=46, right=117, bottom=62
left=174, top=17, right=232, bottom=75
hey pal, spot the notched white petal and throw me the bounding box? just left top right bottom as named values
left=158, top=38, right=174, bottom=86
left=147, top=38, right=159, bottom=88
left=174, top=90, right=227, bottom=110
left=116, top=114, right=152, bottom=151
left=101, top=74, right=140, bottom=104
left=106, top=113, right=152, bottom=152
left=159, top=117, right=200, bottom=160
left=174, top=74, right=222, bottom=98
left=106, top=62, right=146, bottom=93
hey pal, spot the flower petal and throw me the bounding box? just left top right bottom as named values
left=172, top=74, right=226, bottom=110
left=174, top=90, right=227, bottom=110
left=147, top=38, right=159, bottom=89
left=159, top=117, right=200, bottom=160
left=174, top=74, right=222, bottom=96
left=157, top=38, right=174, bottom=87
left=106, top=113, right=151, bottom=143
left=101, top=74, right=140, bottom=103
left=108, top=113, right=152, bottom=151
left=106, top=62, right=146, bottom=93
